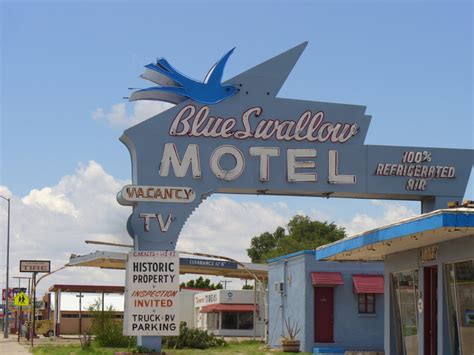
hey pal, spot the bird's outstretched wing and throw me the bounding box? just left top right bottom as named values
left=140, top=67, right=181, bottom=88
left=204, top=47, right=235, bottom=85
left=129, top=86, right=188, bottom=105
left=144, top=59, right=197, bottom=88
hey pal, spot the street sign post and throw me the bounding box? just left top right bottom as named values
left=19, top=260, right=49, bottom=347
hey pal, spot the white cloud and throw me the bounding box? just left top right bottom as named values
left=92, top=101, right=173, bottom=128
left=178, top=196, right=290, bottom=262
left=22, top=187, right=79, bottom=217
left=0, top=163, right=291, bottom=298
left=0, top=162, right=132, bottom=297
left=342, top=200, right=417, bottom=236
left=308, top=208, right=332, bottom=224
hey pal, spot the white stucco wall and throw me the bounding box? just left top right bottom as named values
left=194, top=289, right=265, bottom=337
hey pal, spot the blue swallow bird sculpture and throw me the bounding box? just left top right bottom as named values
left=130, top=48, right=238, bottom=105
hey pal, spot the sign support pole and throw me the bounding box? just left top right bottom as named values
left=1, top=196, right=10, bottom=339
left=17, top=278, right=21, bottom=343
left=27, top=278, right=31, bottom=343
left=17, top=306, right=21, bottom=342
left=31, top=272, right=37, bottom=347
left=142, top=335, right=162, bottom=353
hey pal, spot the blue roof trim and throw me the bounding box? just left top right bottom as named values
left=267, top=250, right=314, bottom=264
left=313, top=347, right=345, bottom=354
left=315, top=211, right=474, bottom=260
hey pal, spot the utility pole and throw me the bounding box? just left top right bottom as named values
left=219, top=280, right=232, bottom=290
left=76, top=293, right=84, bottom=335
left=1, top=196, right=10, bottom=339
left=31, top=272, right=37, bottom=347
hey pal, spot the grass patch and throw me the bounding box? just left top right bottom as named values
left=32, top=343, right=129, bottom=355
left=165, top=340, right=262, bottom=354
left=31, top=341, right=264, bottom=354
left=32, top=340, right=313, bottom=354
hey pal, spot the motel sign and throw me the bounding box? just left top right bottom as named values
left=119, top=42, right=472, bottom=251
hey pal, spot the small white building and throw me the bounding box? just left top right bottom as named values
left=179, top=287, right=207, bottom=328
left=194, top=289, right=265, bottom=337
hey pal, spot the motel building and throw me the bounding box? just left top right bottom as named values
left=315, top=207, right=474, bottom=355
left=267, top=252, right=385, bottom=354
left=193, top=289, right=264, bottom=337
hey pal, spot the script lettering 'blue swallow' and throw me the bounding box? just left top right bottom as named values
left=130, top=48, right=238, bottom=105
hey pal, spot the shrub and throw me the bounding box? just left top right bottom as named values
left=163, top=321, right=227, bottom=349
left=132, top=346, right=155, bottom=353
left=88, top=298, right=135, bottom=348
left=79, top=332, right=92, bottom=349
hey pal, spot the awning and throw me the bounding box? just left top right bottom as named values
left=48, top=284, right=125, bottom=294
left=316, top=209, right=474, bottom=262
left=200, top=303, right=259, bottom=313
left=67, top=251, right=268, bottom=280
left=311, top=272, right=344, bottom=286
left=352, top=274, right=384, bottom=294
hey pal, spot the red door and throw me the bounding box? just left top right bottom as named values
left=314, top=287, right=334, bottom=343
left=424, top=266, right=438, bottom=355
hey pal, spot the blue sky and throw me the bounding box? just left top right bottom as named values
left=2, top=1, right=472, bottom=194
left=0, top=1, right=473, bottom=295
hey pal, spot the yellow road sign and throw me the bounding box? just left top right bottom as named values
left=14, top=291, right=29, bottom=307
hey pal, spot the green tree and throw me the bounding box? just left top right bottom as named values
left=246, top=215, right=346, bottom=263
left=246, top=226, right=285, bottom=263
left=180, top=276, right=223, bottom=290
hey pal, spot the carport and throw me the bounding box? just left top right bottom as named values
left=48, top=284, right=124, bottom=336
left=67, top=251, right=268, bottom=280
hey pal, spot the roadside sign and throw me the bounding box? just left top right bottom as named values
left=2, top=288, right=26, bottom=300
left=14, top=291, right=29, bottom=307
left=180, top=257, right=238, bottom=269
left=20, top=260, right=50, bottom=273
left=3, top=288, right=13, bottom=300
left=123, top=251, right=179, bottom=336
left=12, top=287, right=27, bottom=293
